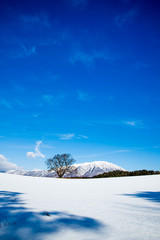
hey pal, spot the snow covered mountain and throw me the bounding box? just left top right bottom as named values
left=7, top=161, right=126, bottom=178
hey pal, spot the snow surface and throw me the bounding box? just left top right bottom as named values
left=7, top=161, right=126, bottom=178
left=0, top=173, right=160, bottom=239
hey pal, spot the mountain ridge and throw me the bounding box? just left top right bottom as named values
left=7, top=161, right=126, bottom=178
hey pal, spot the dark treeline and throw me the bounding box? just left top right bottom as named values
left=93, top=170, right=160, bottom=178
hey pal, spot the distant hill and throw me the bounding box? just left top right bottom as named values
left=7, top=161, right=126, bottom=178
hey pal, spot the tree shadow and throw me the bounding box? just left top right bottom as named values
left=0, top=191, right=105, bottom=240
left=123, top=191, right=160, bottom=203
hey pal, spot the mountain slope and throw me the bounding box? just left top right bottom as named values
left=71, top=161, right=126, bottom=177
left=8, top=161, right=126, bottom=178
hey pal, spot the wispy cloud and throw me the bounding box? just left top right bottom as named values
left=42, top=144, right=56, bottom=149
left=115, top=9, right=137, bottom=28
left=123, top=120, right=144, bottom=127
left=0, top=154, right=19, bottom=172
left=70, top=50, right=113, bottom=68
left=79, top=135, right=89, bottom=139
left=58, top=134, right=88, bottom=140
left=59, top=133, right=75, bottom=140
left=11, top=45, right=36, bottom=58
left=0, top=13, right=52, bottom=60
left=43, top=94, right=54, bottom=106
left=26, top=141, right=45, bottom=159
left=21, top=45, right=36, bottom=56
left=67, top=0, right=89, bottom=8
left=116, top=149, right=130, bottom=153
left=0, top=99, right=12, bottom=109
left=42, top=93, right=65, bottom=106
left=77, top=90, right=92, bottom=101
left=15, top=100, right=26, bottom=107
left=83, top=119, right=146, bottom=129
left=0, top=98, right=28, bottom=110
left=75, top=149, right=131, bottom=159
left=0, top=98, right=27, bottom=110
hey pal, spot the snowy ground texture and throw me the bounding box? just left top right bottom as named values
left=0, top=173, right=160, bottom=240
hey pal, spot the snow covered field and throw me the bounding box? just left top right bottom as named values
left=0, top=173, right=160, bottom=240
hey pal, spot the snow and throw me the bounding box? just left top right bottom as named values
left=72, top=161, right=126, bottom=177
left=7, top=161, right=126, bottom=178
left=0, top=173, right=160, bottom=239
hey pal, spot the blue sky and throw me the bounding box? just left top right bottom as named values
left=0, top=0, right=160, bottom=171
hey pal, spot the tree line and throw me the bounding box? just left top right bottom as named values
left=93, top=169, right=160, bottom=178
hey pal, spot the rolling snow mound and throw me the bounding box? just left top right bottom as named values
left=8, top=161, right=126, bottom=178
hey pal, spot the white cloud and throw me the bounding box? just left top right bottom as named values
left=125, top=121, right=136, bottom=126
left=0, top=154, right=19, bottom=172
left=116, top=150, right=130, bottom=153
left=79, top=135, right=89, bottom=139
left=26, top=152, right=36, bottom=158
left=26, top=141, right=45, bottom=159
left=58, top=134, right=88, bottom=140
left=59, top=134, right=75, bottom=140
left=35, top=141, right=45, bottom=158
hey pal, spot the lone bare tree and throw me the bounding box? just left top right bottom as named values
left=45, top=153, right=76, bottom=178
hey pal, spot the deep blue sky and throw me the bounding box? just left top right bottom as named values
left=0, top=0, right=160, bottom=171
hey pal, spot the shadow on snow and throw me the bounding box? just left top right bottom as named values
left=0, top=191, right=105, bottom=239
left=124, top=191, right=160, bottom=203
